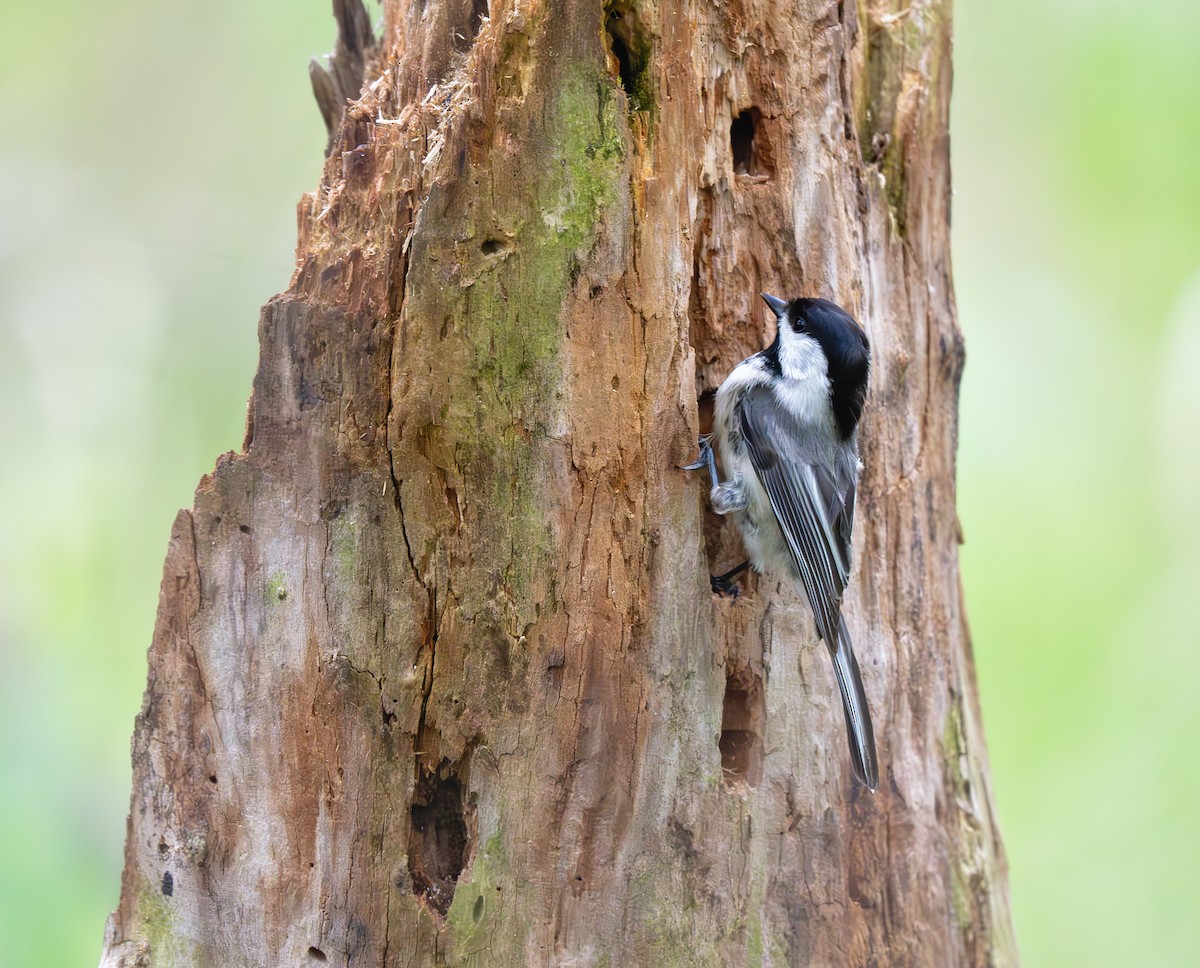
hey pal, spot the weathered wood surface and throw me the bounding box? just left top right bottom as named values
left=101, top=0, right=1017, bottom=965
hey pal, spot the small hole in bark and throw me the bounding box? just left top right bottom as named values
left=480, top=238, right=502, bottom=255
left=696, top=389, right=715, bottom=437
left=452, top=0, right=488, bottom=51
left=605, top=3, right=650, bottom=110
left=720, top=730, right=755, bottom=778
left=731, top=108, right=772, bottom=178
left=609, top=30, right=635, bottom=99
left=239, top=524, right=251, bottom=534
left=409, top=763, right=469, bottom=916
left=731, top=111, right=755, bottom=173
left=720, top=670, right=763, bottom=787
left=208, top=773, right=218, bottom=784
left=472, top=0, right=488, bottom=33
left=545, top=644, right=565, bottom=692
left=320, top=499, right=346, bottom=521
left=307, top=947, right=327, bottom=962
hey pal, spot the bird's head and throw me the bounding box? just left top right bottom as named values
left=761, top=292, right=871, bottom=437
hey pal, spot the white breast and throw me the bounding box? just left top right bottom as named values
left=710, top=358, right=789, bottom=577
left=708, top=335, right=836, bottom=580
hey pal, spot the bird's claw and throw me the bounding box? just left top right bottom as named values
left=710, top=573, right=741, bottom=598
left=710, top=560, right=750, bottom=598
left=681, top=435, right=713, bottom=471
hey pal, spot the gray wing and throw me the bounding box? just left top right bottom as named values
left=738, top=384, right=858, bottom=651
left=739, top=384, right=877, bottom=789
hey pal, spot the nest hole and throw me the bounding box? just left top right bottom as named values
left=690, top=390, right=750, bottom=584
left=731, top=108, right=773, bottom=178
left=471, top=0, right=488, bottom=32
left=452, top=0, right=489, bottom=51
left=605, top=3, right=651, bottom=109
left=696, top=388, right=715, bottom=437
left=409, top=764, right=469, bottom=916
left=720, top=670, right=764, bottom=787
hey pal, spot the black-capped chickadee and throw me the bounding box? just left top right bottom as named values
left=686, top=293, right=878, bottom=790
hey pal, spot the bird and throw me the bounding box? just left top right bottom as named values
left=685, top=293, right=878, bottom=790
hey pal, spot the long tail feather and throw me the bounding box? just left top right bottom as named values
left=830, top=615, right=878, bottom=790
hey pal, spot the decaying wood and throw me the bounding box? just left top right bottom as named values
left=101, top=0, right=1018, bottom=965
left=310, top=0, right=378, bottom=144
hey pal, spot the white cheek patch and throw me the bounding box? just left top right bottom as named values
left=774, top=328, right=831, bottom=424
left=776, top=327, right=827, bottom=383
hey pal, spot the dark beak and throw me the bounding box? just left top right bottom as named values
left=760, top=293, right=788, bottom=318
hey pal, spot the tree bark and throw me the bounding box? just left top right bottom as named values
left=101, top=0, right=1018, bottom=965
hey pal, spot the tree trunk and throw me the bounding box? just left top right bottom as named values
left=101, top=0, right=1017, bottom=965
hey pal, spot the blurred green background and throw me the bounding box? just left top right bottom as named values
left=0, top=1, right=1196, bottom=965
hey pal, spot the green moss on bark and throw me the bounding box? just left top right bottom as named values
left=445, top=831, right=507, bottom=955
left=133, top=877, right=199, bottom=968
left=265, top=571, right=288, bottom=604
left=447, top=69, right=625, bottom=604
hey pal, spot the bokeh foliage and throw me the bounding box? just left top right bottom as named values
left=955, top=1, right=1200, bottom=964
left=0, top=3, right=337, bottom=965
left=0, top=1, right=1196, bottom=965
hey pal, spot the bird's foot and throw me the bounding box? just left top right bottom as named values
left=710, top=560, right=750, bottom=598
left=711, top=479, right=748, bottom=514
left=710, top=574, right=742, bottom=598
left=681, top=435, right=714, bottom=472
